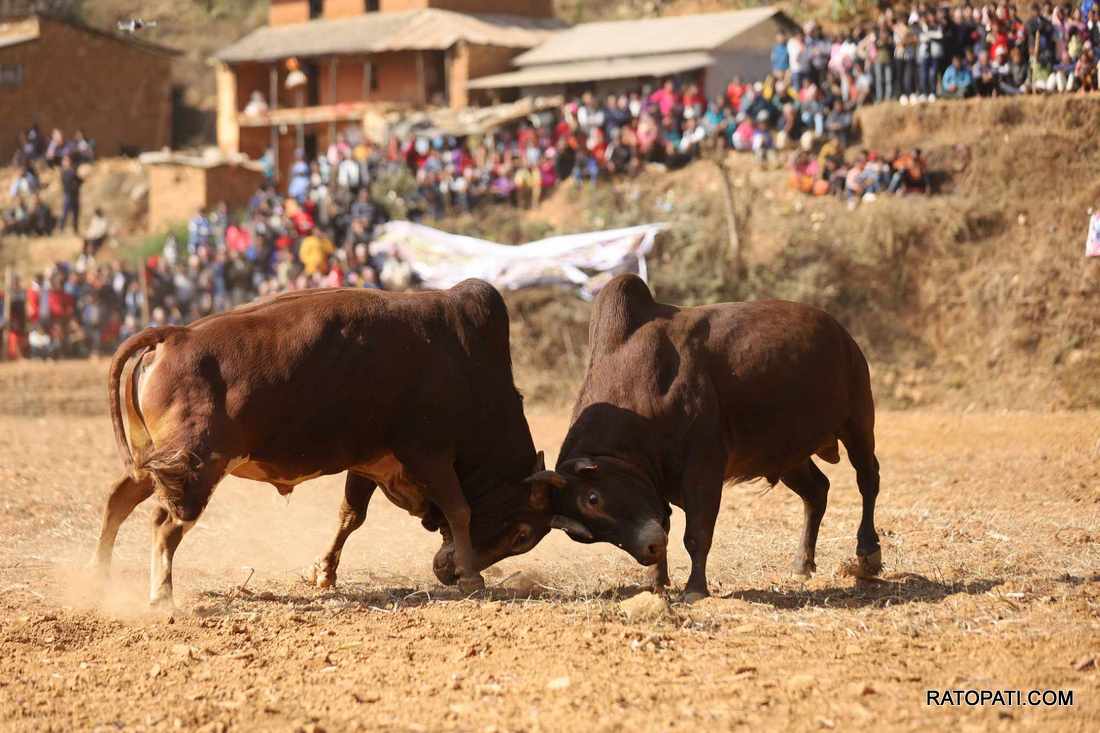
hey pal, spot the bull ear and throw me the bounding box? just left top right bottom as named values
left=551, top=515, right=594, bottom=542
left=532, top=450, right=546, bottom=473
left=525, top=469, right=567, bottom=512
left=562, top=457, right=599, bottom=475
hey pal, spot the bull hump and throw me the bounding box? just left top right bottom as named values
left=592, top=277, right=658, bottom=351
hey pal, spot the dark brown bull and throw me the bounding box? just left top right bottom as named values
left=526, top=274, right=883, bottom=601
left=91, top=282, right=557, bottom=606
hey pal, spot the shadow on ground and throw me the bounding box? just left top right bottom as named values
left=725, top=573, right=1003, bottom=610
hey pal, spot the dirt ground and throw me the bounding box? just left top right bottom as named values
left=0, top=365, right=1097, bottom=732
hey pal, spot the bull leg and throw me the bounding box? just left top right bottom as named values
left=681, top=491, right=720, bottom=603
left=780, top=459, right=830, bottom=577
left=842, top=427, right=882, bottom=577
left=646, top=556, right=670, bottom=592
left=146, top=454, right=224, bottom=608
left=308, top=473, right=377, bottom=588
left=406, top=458, right=484, bottom=594
left=148, top=503, right=194, bottom=608
left=90, top=474, right=154, bottom=581
left=854, top=455, right=882, bottom=576
left=681, top=470, right=724, bottom=603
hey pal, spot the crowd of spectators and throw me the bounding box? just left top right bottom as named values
left=0, top=144, right=422, bottom=360
left=4, top=125, right=94, bottom=239
left=793, top=2, right=1100, bottom=102
left=7, top=3, right=1097, bottom=358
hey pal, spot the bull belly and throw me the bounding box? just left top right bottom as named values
left=723, top=433, right=840, bottom=482
left=228, top=454, right=430, bottom=517
left=229, top=459, right=327, bottom=493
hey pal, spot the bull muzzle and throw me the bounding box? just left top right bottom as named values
left=629, top=520, right=668, bottom=566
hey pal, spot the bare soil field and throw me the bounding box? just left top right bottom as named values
left=0, top=364, right=1097, bottom=732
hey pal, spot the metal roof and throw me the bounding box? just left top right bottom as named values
left=0, top=14, right=179, bottom=56
left=215, top=9, right=565, bottom=64
left=468, top=51, right=714, bottom=90
left=513, top=6, right=786, bottom=67
left=0, top=16, right=39, bottom=50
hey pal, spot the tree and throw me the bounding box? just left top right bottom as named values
left=702, top=139, right=745, bottom=286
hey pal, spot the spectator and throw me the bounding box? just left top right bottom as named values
left=998, top=45, right=1031, bottom=93
left=772, top=32, right=790, bottom=74
left=287, top=149, right=311, bottom=202
left=888, top=148, right=930, bottom=195
left=83, top=207, right=109, bottom=256
left=972, top=49, right=998, bottom=96
left=45, top=129, right=64, bottom=166
left=59, top=155, right=82, bottom=233
left=873, top=19, right=896, bottom=102
left=243, top=90, right=269, bottom=116
left=70, top=130, right=94, bottom=164
left=941, top=56, right=974, bottom=98
left=825, top=99, right=854, bottom=148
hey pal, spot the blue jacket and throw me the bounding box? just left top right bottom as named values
left=771, top=43, right=790, bottom=72
left=942, top=64, right=973, bottom=90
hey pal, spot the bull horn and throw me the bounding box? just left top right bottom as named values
left=524, top=470, right=567, bottom=489
left=562, top=457, right=599, bottom=475
left=551, top=515, right=594, bottom=542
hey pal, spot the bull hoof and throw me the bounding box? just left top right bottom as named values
left=645, top=566, right=670, bottom=592
left=87, top=559, right=110, bottom=590
left=307, top=559, right=336, bottom=589
left=793, top=559, right=817, bottom=578
left=149, top=592, right=175, bottom=614
left=856, top=549, right=883, bottom=578
left=682, top=589, right=709, bottom=604
left=457, top=574, right=486, bottom=595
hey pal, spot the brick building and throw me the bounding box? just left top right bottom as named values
left=0, top=13, right=177, bottom=163
left=140, top=151, right=265, bottom=232
left=470, top=7, right=799, bottom=101
left=214, top=0, right=562, bottom=179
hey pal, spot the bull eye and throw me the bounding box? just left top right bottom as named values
left=515, top=528, right=530, bottom=545
left=586, top=491, right=600, bottom=507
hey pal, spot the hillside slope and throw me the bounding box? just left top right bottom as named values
left=493, top=95, right=1099, bottom=410
left=79, top=1, right=268, bottom=143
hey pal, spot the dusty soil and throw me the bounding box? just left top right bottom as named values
left=0, top=363, right=1097, bottom=732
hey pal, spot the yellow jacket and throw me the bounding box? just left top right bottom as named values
left=299, top=234, right=335, bottom=275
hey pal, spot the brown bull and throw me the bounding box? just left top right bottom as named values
left=91, top=281, right=557, bottom=606
left=527, top=274, right=883, bottom=601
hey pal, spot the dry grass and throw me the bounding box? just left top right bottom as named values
left=0, top=364, right=1097, bottom=730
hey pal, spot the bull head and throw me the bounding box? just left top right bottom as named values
left=524, top=464, right=595, bottom=542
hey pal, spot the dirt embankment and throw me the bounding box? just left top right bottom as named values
left=0, top=158, right=149, bottom=272
left=495, top=95, right=1100, bottom=411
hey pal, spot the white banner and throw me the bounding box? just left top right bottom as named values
left=369, top=221, right=665, bottom=298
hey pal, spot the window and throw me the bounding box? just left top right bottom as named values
left=0, top=64, right=23, bottom=88
left=365, top=0, right=379, bottom=10
left=309, top=0, right=324, bottom=19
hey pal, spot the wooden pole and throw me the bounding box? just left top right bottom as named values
left=329, top=56, right=338, bottom=142
left=416, top=51, right=426, bottom=105
left=138, top=261, right=151, bottom=327
left=710, top=154, right=742, bottom=283
left=269, top=65, right=280, bottom=183
left=1, top=266, right=12, bottom=362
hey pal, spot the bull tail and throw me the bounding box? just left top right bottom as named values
left=108, top=326, right=183, bottom=473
